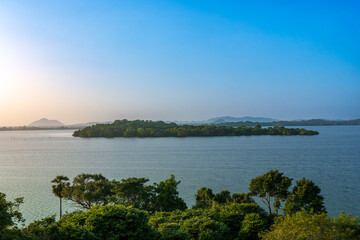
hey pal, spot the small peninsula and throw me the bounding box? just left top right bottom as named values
left=72, top=119, right=318, bottom=138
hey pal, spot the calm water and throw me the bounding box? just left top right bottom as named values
left=0, top=126, right=359, bottom=224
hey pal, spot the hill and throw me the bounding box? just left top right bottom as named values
left=28, top=118, right=65, bottom=128
left=207, top=116, right=276, bottom=123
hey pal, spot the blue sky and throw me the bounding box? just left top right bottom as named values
left=1, top=1, right=359, bottom=125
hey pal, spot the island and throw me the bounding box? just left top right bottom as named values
left=72, top=119, right=318, bottom=138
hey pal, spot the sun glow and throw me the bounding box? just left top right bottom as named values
left=0, top=80, right=10, bottom=101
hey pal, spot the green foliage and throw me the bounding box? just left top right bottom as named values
left=2, top=170, right=360, bottom=240
left=332, top=212, right=360, bottom=239
left=24, top=216, right=56, bottom=239
left=0, top=192, right=27, bottom=239
left=194, top=188, right=255, bottom=210
left=182, top=216, right=231, bottom=240
left=194, top=187, right=214, bottom=209
left=51, top=176, right=70, bottom=199
left=24, top=215, right=97, bottom=240
left=111, top=177, right=154, bottom=211
left=157, top=223, right=190, bottom=240
left=211, top=203, right=268, bottom=238
left=51, top=176, right=70, bottom=218
left=260, top=211, right=360, bottom=240
left=231, top=193, right=255, bottom=204
left=77, top=205, right=156, bottom=240
left=249, top=169, right=292, bottom=216
left=0, top=193, right=23, bottom=231
left=73, top=119, right=318, bottom=138
left=283, top=177, right=326, bottom=214
left=152, top=175, right=187, bottom=212
left=64, top=174, right=113, bottom=209
left=238, top=213, right=267, bottom=240
left=110, top=175, right=187, bottom=213
left=149, top=203, right=268, bottom=240
left=213, top=190, right=231, bottom=204
left=25, top=205, right=157, bottom=240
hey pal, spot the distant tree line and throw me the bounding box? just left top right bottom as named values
left=215, top=118, right=360, bottom=127
left=0, top=126, right=73, bottom=131
left=72, top=119, right=318, bottom=138
left=1, top=169, right=359, bottom=239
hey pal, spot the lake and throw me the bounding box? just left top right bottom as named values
left=0, top=126, right=359, bottom=224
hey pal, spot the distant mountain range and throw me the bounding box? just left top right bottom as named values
left=206, top=116, right=276, bottom=123
left=26, top=116, right=276, bottom=128
left=27, top=118, right=111, bottom=129
left=172, top=116, right=276, bottom=125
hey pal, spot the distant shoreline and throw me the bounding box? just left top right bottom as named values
left=1, top=118, right=360, bottom=132
left=0, top=126, right=78, bottom=131
left=213, top=119, right=360, bottom=127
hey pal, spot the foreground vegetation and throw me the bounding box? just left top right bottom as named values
left=72, top=119, right=318, bottom=138
left=1, top=170, right=359, bottom=239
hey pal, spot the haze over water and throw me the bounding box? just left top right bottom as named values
left=0, top=126, right=359, bottom=224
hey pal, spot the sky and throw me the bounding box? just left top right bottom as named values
left=1, top=0, right=360, bottom=126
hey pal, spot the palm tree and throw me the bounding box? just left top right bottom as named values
left=51, top=175, right=70, bottom=218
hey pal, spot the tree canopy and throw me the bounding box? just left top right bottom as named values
left=260, top=211, right=360, bottom=240
left=283, top=177, right=326, bottom=215
left=51, top=176, right=70, bottom=218
left=249, top=169, right=292, bottom=216
left=63, top=173, right=113, bottom=209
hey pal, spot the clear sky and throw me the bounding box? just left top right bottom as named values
left=1, top=0, right=359, bottom=126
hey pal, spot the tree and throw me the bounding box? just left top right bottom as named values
left=76, top=205, right=157, bottom=240
left=0, top=192, right=25, bottom=239
left=230, top=193, right=255, bottom=204
left=24, top=215, right=97, bottom=240
left=260, top=211, right=360, bottom=240
left=249, top=169, right=292, bottom=216
left=156, top=223, right=190, bottom=240
left=194, top=187, right=214, bottom=209
left=111, top=177, right=154, bottom=211
left=214, top=190, right=231, bottom=204
left=182, top=216, right=232, bottom=240
left=64, top=173, right=113, bottom=209
left=283, top=177, right=326, bottom=215
left=153, top=175, right=187, bottom=212
left=238, top=213, right=267, bottom=240
left=51, top=175, right=70, bottom=218
left=24, top=205, right=157, bottom=240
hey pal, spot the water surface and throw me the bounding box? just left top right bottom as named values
left=0, top=126, right=359, bottom=223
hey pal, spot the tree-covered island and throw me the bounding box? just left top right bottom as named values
left=72, top=119, right=318, bottom=138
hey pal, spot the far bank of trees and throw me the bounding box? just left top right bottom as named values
left=73, top=119, right=319, bottom=138
left=215, top=118, right=360, bottom=127
left=0, top=170, right=359, bottom=240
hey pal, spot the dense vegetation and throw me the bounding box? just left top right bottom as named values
left=1, top=170, right=359, bottom=239
left=72, top=119, right=318, bottom=138
left=215, top=118, right=360, bottom=127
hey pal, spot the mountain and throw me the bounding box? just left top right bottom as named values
left=28, top=118, right=65, bottom=128
left=207, top=116, right=276, bottom=123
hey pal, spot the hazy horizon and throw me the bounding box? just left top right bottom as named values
left=1, top=1, right=360, bottom=126
left=2, top=115, right=360, bottom=127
